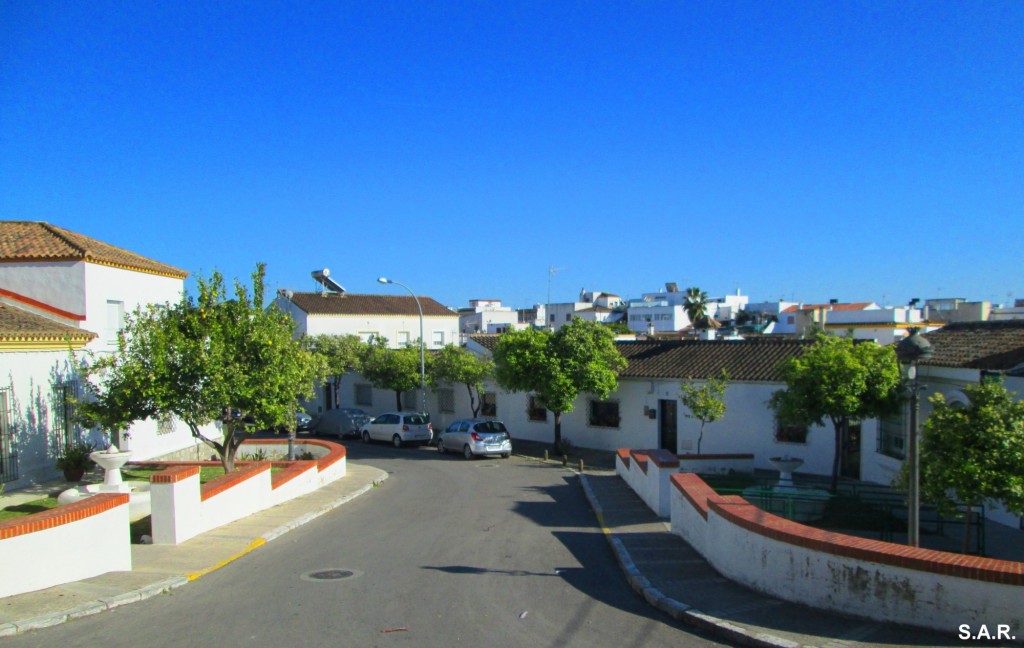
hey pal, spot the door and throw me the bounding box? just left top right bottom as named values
left=658, top=400, right=677, bottom=453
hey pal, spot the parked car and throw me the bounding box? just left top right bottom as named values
left=360, top=412, right=433, bottom=447
left=315, top=407, right=371, bottom=438
left=296, top=410, right=315, bottom=432
left=437, top=419, right=512, bottom=460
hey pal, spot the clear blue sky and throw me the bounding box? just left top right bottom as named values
left=2, top=2, right=1021, bottom=309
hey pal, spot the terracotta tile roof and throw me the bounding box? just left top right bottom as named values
left=0, top=221, right=188, bottom=279
left=0, top=303, right=96, bottom=347
left=469, top=334, right=812, bottom=382
left=921, top=320, right=1024, bottom=370
left=286, top=292, right=457, bottom=317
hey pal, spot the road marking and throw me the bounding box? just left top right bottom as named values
left=187, top=538, right=266, bottom=581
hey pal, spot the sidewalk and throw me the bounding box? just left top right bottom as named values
left=0, top=462, right=388, bottom=637
left=579, top=469, right=965, bottom=648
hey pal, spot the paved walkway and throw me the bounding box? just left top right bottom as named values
left=579, top=469, right=971, bottom=648
left=0, top=463, right=388, bottom=637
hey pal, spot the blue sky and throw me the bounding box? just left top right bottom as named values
left=2, top=2, right=1021, bottom=310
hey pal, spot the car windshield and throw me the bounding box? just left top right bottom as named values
left=405, top=414, right=430, bottom=425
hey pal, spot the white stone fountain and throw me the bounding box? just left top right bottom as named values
left=58, top=445, right=151, bottom=521
left=769, top=455, right=804, bottom=492
left=742, top=455, right=829, bottom=522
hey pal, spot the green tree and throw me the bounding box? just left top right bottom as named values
left=768, top=333, right=901, bottom=492
left=678, top=369, right=729, bottom=454
left=493, top=319, right=626, bottom=448
left=78, top=264, right=325, bottom=473
left=429, top=344, right=493, bottom=417
left=305, top=334, right=363, bottom=409
left=915, top=380, right=1024, bottom=552
left=359, top=337, right=428, bottom=411
left=684, top=287, right=709, bottom=327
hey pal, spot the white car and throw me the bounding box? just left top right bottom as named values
left=438, top=419, right=512, bottom=459
left=360, top=412, right=433, bottom=447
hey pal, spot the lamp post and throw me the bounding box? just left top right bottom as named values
left=895, top=328, right=933, bottom=547
left=377, top=277, right=427, bottom=414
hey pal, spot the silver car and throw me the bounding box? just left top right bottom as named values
left=316, top=407, right=371, bottom=438
left=361, top=412, right=433, bottom=447
left=438, top=419, right=512, bottom=460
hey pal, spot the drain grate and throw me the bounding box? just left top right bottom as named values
left=302, top=568, right=361, bottom=582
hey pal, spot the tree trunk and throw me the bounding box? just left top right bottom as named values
left=466, top=384, right=479, bottom=418
left=697, top=422, right=705, bottom=455
left=962, top=503, right=973, bottom=554
left=395, top=390, right=403, bottom=410
left=553, top=412, right=562, bottom=450
left=332, top=377, right=341, bottom=410
left=830, top=418, right=844, bottom=494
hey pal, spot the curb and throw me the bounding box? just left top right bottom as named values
left=577, top=472, right=803, bottom=648
left=0, top=470, right=388, bottom=638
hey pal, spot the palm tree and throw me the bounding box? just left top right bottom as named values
left=684, top=287, right=709, bottom=327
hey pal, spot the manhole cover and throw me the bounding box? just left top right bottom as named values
left=302, top=569, right=361, bottom=582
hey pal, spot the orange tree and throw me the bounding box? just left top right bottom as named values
left=78, top=264, right=324, bottom=473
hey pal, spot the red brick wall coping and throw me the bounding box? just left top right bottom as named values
left=616, top=448, right=631, bottom=468
left=243, top=437, right=347, bottom=472
left=671, top=472, right=1024, bottom=586
left=150, top=465, right=200, bottom=483
left=270, top=460, right=317, bottom=488
left=678, top=453, right=754, bottom=460
left=0, top=493, right=129, bottom=540
left=200, top=462, right=269, bottom=501
left=646, top=449, right=680, bottom=468
left=630, top=451, right=650, bottom=474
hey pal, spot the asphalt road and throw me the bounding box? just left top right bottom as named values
left=8, top=442, right=729, bottom=648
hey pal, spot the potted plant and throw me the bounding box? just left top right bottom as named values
left=55, top=441, right=95, bottom=482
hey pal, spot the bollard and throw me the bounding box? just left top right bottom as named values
left=544, top=449, right=549, bottom=462
left=562, top=455, right=568, bottom=467
left=578, top=458, right=584, bottom=473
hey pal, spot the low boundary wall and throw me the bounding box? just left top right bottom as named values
left=616, top=447, right=1024, bottom=634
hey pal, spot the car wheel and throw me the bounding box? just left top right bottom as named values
left=393, top=435, right=403, bottom=448
left=501, top=453, right=510, bottom=459
left=463, top=445, right=473, bottom=460
left=362, top=431, right=370, bottom=443
left=438, top=440, right=446, bottom=454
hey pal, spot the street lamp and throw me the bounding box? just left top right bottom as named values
left=377, top=277, right=427, bottom=414
left=895, top=327, right=933, bottom=547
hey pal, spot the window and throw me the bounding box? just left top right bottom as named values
left=565, top=313, right=572, bottom=322
left=397, top=331, right=410, bottom=346
left=432, top=331, right=445, bottom=346
left=105, top=300, right=125, bottom=343
left=0, top=388, right=16, bottom=483
left=527, top=395, right=547, bottom=422
left=877, top=414, right=905, bottom=459
left=481, top=392, right=497, bottom=417
left=775, top=423, right=808, bottom=444
left=358, top=332, right=378, bottom=344
left=403, top=390, right=419, bottom=411
left=355, top=383, right=373, bottom=406
left=437, top=388, right=455, bottom=413
left=550, top=313, right=555, bottom=323
left=588, top=400, right=620, bottom=428
left=52, top=380, right=81, bottom=452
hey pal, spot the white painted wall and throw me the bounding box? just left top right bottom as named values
left=82, top=263, right=184, bottom=352
left=0, top=261, right=85, bottom=317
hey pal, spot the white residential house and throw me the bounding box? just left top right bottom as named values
left=465, top=334, right=858, bottom=477
left=626, top=284, right=692, bottom=335
left=865, top=319, right=1024, bottom=528
left=772, top=301, right=940, bottom=344
left=545, top=289, right=624, bottom=331
left=0, top=221, right=207, bottom=486
left=274, top=288, right=459, bottom=415
left=458, top=299, right=523, bottom=336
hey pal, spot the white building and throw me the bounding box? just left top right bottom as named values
left=458, top=299, right=522, bottom=336
left=772, top=301, right=940, bottom=344
left=0, top=221, right=204, bottom=486
left=275, top=290, right=459, bottom=348
left=865, top=320, right=1024, bottom=528
left=546, top=289, right=624, bottom=331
